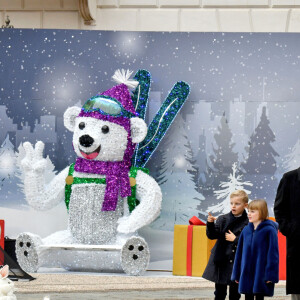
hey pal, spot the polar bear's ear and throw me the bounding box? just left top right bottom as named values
left=130, top=117, right=147, bottom=144
left=64, top=106, right=81, bottom=132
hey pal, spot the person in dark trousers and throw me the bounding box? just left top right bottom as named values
left=231, top=199, right=279, bottom=300
left=274, top=168, right=300, bottom=300
left=202, top=190, right=249, bottom=300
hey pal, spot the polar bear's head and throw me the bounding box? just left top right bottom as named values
left=64, top=69, right=147, bottom=163
left=63, top=102, right=147, bottom=162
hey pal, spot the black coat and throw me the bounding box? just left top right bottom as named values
left=202, top=210, right=249, bottom=285
left=274, top=168, right=300, bottom=294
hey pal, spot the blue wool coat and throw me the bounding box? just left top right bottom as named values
left=231, top=220, right=279, bottom=296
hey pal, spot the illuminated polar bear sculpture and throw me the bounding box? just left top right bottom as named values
left=15, top=70, right=163, bottom=276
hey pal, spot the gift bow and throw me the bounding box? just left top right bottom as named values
left=189, top=216, right=206, bottom=226
left=186, top=216, right=206, bottom=276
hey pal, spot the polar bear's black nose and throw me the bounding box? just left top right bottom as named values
left=79, top=135, right=94, bottom=147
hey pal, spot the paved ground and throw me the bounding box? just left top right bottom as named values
left=16, top=287, right=288, bottom=300
left=14, top=271, right=288, bottom=300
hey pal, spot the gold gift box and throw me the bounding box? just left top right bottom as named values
left=173, top=224, right=216, bottom=277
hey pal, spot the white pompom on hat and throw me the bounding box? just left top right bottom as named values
left=99, top=69, right=138, bottom=114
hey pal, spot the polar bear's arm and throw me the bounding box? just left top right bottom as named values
left=24, top=166, right=69, bottom=211
left=117, top=170, right=162, bottom=233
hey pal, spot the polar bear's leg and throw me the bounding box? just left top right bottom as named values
left=121, top=236, right=150, bottom=275
left=16, top=232, right=42, bottom=273
left=16, top=230, right=74, bottom=273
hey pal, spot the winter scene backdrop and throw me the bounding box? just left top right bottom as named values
left=1, top=29, right=300, bottom=267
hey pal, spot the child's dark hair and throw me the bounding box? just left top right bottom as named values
left=248, top=199, right=269, bottom=220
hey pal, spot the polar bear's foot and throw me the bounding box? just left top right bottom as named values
left=121, top=236, right=150, bottom=276
left=16, top=232, right=42, bottom=273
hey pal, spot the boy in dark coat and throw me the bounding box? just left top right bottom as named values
left=202, top=190, right=249, bottom=300
left=231, top=199, right=279, bottom=300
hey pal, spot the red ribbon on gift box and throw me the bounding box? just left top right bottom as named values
left=268, top=217, right=286, bottom=280
left=186, top=216, right=206, bottom=276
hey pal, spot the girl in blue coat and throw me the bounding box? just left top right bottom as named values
left=231, top=199, right=279, bottom=300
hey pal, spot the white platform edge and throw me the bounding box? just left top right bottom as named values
left=40, top=244, right=123, bottom=251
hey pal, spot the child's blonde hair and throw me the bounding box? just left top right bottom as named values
left=230, top=190, right=249, bottom=204
left=248, top=199, right=269, bottom=221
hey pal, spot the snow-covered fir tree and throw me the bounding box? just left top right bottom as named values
left=0, top=134, right=27, bottom=207
left=208, top=163, right=253, bottom=216
left=241, top=107, right=279, bottom=208
left=186, top=139, right=200, bottom=191
left=242, top=106, right=279, bottom=175
left=15, top=142, right=26, bottom=193
left=195, top=130, right=208, bottom=189
left=209, top=112, right=238, bottom=174
left=0, top=134, right=16, bottom=178
left=151, top=113, right=204, bottom=230
left=198, top=113, right=240, bottom=218
left=149, top=137, right=170, bottom=186
left=284, top=139, right=300, bottom=172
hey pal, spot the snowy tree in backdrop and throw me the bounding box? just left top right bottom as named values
left=0, top=134, right=16, bottom=177
left=208, top=163, right=253, bottom=216
left=194, top=130, right=207, bottom=190
left=241, top=106, right=279, bottom=206
left=198, top=112, right=240, bottom=217
left=149, top=137, right=169, bottom=186
left=15, top=142, right=26, bottom=193
left=283, top=139, right=300, bottom=172
left=151, top=114, right=204, bottom=230
left=0, top=134, right=26, bottom=207
left=242, top=107, right=278, bottom=175
left=210, top=112, right=238, bottom=175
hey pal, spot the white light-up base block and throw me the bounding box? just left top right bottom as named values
left=16, top=234, right=150, bottom=276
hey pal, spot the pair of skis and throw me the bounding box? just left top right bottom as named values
left=131, top=70, right=190, bottom=168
